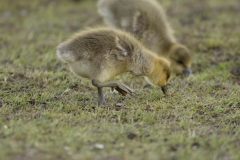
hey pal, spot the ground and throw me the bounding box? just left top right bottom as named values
left=0, top=0, right=240, bottom=160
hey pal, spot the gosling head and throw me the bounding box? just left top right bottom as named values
left=145, top=57, right=171, bottom=94
left=168, top=44, right=193, bottom=76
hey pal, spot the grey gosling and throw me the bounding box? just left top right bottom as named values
left=56, top=27, right=171, bottom=106
left=98, top=0, right=193, bottom=76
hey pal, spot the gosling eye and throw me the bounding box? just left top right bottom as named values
left=177, top=60, right=184, bottom=65
left=166, top=74, right=170, bottom=80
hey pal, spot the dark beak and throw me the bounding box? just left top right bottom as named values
left=161, top=85, right=168, bottom=95
left=183, top=67, right=193, bottom=75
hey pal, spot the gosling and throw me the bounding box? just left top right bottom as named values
left=97, top=0, right=193, bottom=75
left=56, top=27, right=171, bottom=107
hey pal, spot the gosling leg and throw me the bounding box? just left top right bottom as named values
left=96, top=87, right=107, bottom=107
left=92, top=79, right=135, bottom=106
left=92, top=79, right=135, bottom=96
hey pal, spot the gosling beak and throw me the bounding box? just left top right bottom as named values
left=161, top=85, right=168, bottom=95
left=183, top=67, right=193, bottom=75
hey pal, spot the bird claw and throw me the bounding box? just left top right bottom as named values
left=114, top=83, right=136, bottom=96
left=98, top=102, right=111, bottom=107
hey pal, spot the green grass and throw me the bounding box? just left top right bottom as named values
left=0, top=0, right=240, bottom=159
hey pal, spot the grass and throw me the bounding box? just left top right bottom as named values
left=0, top=0, right=240, bottom=159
